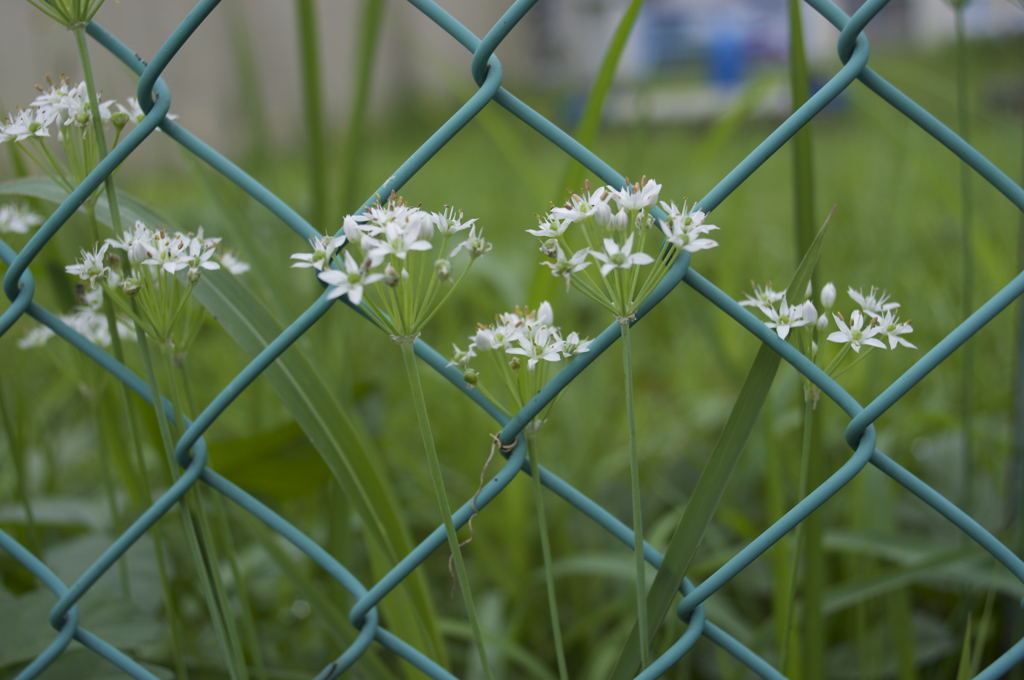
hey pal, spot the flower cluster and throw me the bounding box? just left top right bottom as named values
left=742, top=280, right=915, bottom=385
left=0, top=76, right=176, bottom=195
left=292, top=194, right=490, bottom=339
left=19, top=279, right=134, bottom=350
left=0, top=202, right=44, bottom=235
left=451, top=302, right=590, bottom=430
left=61, top=220, right=247, bottom=348
left=530, top=178, right=717, bottom=320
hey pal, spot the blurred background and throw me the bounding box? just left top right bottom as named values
left=4, top=0, right=1024, bottom=678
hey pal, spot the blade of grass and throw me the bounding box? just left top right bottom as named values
left=606, top=210, right=834, bottom=680
left=296, top=0, right=328, bottom=230
left=226, top=2, right=271, bottom=169
left=786, top=3, right=824, bottom=673
left=339, top=0, right=386, bottom=217
left=560, top=0, right=644, bottom=195
left=238, top=512, right=401, bottom=680
left=956, top=616, right=973, bottom=680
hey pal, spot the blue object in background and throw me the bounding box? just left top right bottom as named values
left=706, top=21, right=747, bottom=86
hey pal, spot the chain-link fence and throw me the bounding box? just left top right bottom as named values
left=3, top=0, right=1024, bottom=678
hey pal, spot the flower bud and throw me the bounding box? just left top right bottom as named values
left=121, top=277, right=142, bottom=296
left=463, top=368, right=478, bottom=385
left=508, top=357, right=521, bottom=371
left=384, top=263, right=399, bottom=287
left=816, top=313, right=829, bottom=332
left=435, top=258, right=452, bottom=283
left=111, top=111, right=129, bottom=129
left=610, top=208, right=628, bottom=231
left=539, top=238, right=558, bottom=258
left=343, top=215, right=362, bottom=243
left=593, top=200, right=612, bottom=227
left=805, top=281, right=813, bottom=300
left=128, top=239, right=149, bottom=265
left=801, top=300, right=817, bottom=326
left=820, top=282, right=836, bottom=310
left=474, top=329, right=493, bottom=352
left=537, top=301, right=554, bottom=327
left=401, top=268, right=410, bottom=282
left=187, top=267, right=202, bottom=286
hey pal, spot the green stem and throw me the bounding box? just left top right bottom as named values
left=526, top=434, right=569, bottom=680
left=73, top=25, right=123, bottom=235
left=620, top=319, right=649, bottom=668
left=955, top=6, right=973, bottom=513
left=778, top=395, right=814, bottom=673
left=135, top=328, right=240, bottom=679
left=180, top=361, right=268, bottom=680
left=92, top=393, right=131, bottom=598
left=0, top=380, right=40, bottom=556
left=398, top=340, right=493, bottom=680
left=161, top=349, right=250, bottom=680
left=339, top=0, right=385, bottom=214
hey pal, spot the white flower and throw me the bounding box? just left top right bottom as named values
left=449, top=225, right=492, bottom=259
left=875, top=310, right=916, bottom=349
left=106, top=220, right=154, bottom=265
left=506, top=326, right=562, bottom=371
left=0, top=203, right=43, bottom=234
left=526, top=218, right=570, bottom=239
left=589, top=234, right=654, bottom=277
left=369, top=219, right=433, bottom=260
left=182, top=236, right=221, bottom=284
left=115, top=97, right=178, bottom=126
left=218, top=251, right=250, bottom=275
left=318, top=250, right=384, bottom=306
left=816, top=313, right=829, bottom=332
left=447, top=343, right=476, bottom=369
left=291, top=233, right=343, bottom=271
left=557, top=331, right=591, bottom=357
left=848, top=286, right=900, bottom=319
left=542, top=243, right=591, bottom=291
left=550, top=187, right=610, bottom=223
left=18, top=325, right=55, bottom=349
left=66, top=243, right=110, bottom=285
left=658, top=216, right=718, bottom=253
left=1, top=109, right=51, bottom=143
left=142, top=232, right=190, bottom=274
left=757, top=298, right=809, bottom=340
left=609, top=179, right=661, bottom=212
left=431, top=206, right=476, bottom=236
left=739, top=283, right=786, bottom=308
left=820, top=282, right=836, bottom=310
left=827, top=310, right=886, bottom=353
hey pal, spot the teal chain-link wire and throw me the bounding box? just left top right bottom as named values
left=3, top=0, right=1024, bottom=677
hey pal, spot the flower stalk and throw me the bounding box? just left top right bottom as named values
left=399, top=339, right=493, bottom=680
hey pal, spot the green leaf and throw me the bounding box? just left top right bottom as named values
left=606, top=209, right=833, bottom=680
left=0, top=177, right=176, bottom=232
left=0, top=590, right=162, bottom=669
left=207, top=422, right=331, bottom=501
